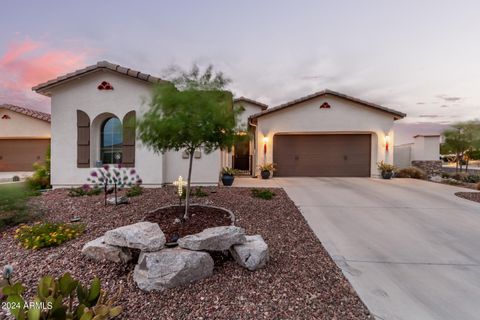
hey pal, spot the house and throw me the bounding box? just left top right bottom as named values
left=0, top=104, right=51, bottom=171
left=394, top=135, right=441, bottom=175
left=32, top=61, right=406, bottom=188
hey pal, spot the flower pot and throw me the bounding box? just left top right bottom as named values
left=381, top=171, right=394, bottom=179
left=261, top=170, right=271, bottom=179
left=221, top=174, right=235, bottom=186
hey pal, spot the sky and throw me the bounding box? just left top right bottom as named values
left=1, top=0, right=479, bottom=144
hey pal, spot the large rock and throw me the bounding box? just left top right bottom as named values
left=133, top=248, right=214, bottom=292
left=104, top=222, right=165, bottom=251
left=81, top=236, right=132, bottom=263
left=178, top=226, right=246, bottom=251
left=230, top=235, right=269, bottom=271
left=107, top=196, right=129, bottom=205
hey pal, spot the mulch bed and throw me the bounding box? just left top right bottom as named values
left=455, top=192, right=480, bottom=203
left=0, top=187, right=371, bottom=320
left=144, top=205, right=232, bottom=242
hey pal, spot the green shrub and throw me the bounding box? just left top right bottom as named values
left=180, top=186, right=209, bottom=199
left=2, top=272, right=122, bottom=319
left=395, top=167, right=427, bottom=179
left=126, top=185, right=143, bottom=197
left=68, top=185, right=102, bottom=197
left=251, top=188, right=276, bottom=200
left=449, top=172, right=480, bottom=183
left=14, top=222, right=84, bottom=249
left=441, top=172, right=451, bottom=179
left=26, top=146, right=51, bottom=190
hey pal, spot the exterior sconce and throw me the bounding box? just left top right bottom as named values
left=385, top=135, right=390, bottom=151
left=263, top=136, right=268, bottom=154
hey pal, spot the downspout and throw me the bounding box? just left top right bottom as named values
left=249, top=118, right=258, bottom=177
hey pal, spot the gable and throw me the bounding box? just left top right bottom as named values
left=0, top=108, right=51, bottom=138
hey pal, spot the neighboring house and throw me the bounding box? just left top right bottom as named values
left=32, top=61, right=406, bottom=188
left=0, top=104, right=51, bottom=171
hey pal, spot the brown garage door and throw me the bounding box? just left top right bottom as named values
left=273, top=134, right=371, bottom=177
left=0, top=139, right=50, bottom=171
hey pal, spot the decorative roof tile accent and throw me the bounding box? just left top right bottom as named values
left=233, top=97, right=268, bottom=110
left=0, top=104, right=51, bottom=122
left=250, top=89, right=406, bottom=120
left=32, top=60, right=167, bottom=96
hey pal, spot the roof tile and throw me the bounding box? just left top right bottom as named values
left=0, top=104, right=51, bottom=122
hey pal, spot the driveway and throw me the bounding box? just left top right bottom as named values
left=235, top=177, right=480, bottom=319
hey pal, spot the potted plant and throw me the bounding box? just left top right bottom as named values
left=259, top=163, right=275, bottom=179
left=221, top=167, right=237, bottom=186
left=377, top=161, right=396, bottom=179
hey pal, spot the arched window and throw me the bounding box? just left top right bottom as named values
left=100, top=117, right=123, bottom=164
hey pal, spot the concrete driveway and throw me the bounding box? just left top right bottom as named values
left=235, top=177, right=480, bottom=320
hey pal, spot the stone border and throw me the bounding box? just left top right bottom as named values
left=144, top=204, right=236, bottom=226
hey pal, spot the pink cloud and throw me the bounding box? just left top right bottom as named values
left=0, top=38, right=91, bottom=112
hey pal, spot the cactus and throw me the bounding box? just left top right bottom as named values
left=2, top=273, right=122, bottom=320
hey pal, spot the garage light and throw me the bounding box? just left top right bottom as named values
left=263, top=137, right=268, bottom=154
left=385, top=135, right=390, bottom=151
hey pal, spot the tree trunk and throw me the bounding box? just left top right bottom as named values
left=183, top=148, right=195, bottom=220
left=456, top=152, right=460, bottom=172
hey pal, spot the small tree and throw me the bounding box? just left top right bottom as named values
left=87, top=165, right=142, bottom=205
left=138, top=65, right=240, bottom=219
left=442, top=121, right=480, bottom=172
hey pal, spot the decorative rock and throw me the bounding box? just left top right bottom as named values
left=230, top=235, right=269, bottom=271
left=178, top=226, right=246, bottom=251
left=429, top=175, right=443, bottom=183
left=133, top=248, right=214, bottom=292
left=81, top=236, right=132, bottom=263
left=107, top=196, right=129, bottom=205
left=104, top=222, right=166, bottom=251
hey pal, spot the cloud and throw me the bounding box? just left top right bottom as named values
left=416, top=102, right=425, bottom=105
left=440, top=104, right=449, bottom=108
left=0, top=37, right=91, bottom=112
left=437, top=94, right=462, bottom=102
left=419, top=114, right=439, bottom=118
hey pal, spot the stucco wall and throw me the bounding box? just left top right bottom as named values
left=254, top=95, right=397, bottom=177
left=0, top=109, right=51, bottom=138
left=412, top=136, right=440, bottom=161
left=394, top=143, right=413, bottom=168
left=49, top=70, right=221, bottom=187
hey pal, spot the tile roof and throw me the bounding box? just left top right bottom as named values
left=250, top=89, right=406, bottom=120
left=32, top=60, right=167, bottom=95
left=234, top=97, right=268, bottom=110
left=0, top=104, right=51, bottom=122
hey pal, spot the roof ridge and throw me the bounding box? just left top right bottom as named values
left=32, top=60, right=167, bottom=95
left=0, top=104, right=51, bottom=122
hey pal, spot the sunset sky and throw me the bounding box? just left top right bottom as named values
left=1, top=0, right=479, bottom=143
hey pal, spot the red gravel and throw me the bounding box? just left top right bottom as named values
left=455, top=192, right=480, bottom=203
left=144, top=205, right=232, bottom=241
left=0, top=187, right=371, bottom=319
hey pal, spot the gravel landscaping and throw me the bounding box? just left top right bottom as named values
left=0, top=187, right=371, bottom=319
left=455, top=191, right=480, bottom=203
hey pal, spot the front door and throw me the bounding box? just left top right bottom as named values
left=233, top=139, right=250, bottom=172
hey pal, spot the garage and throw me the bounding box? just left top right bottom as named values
left=0, top=139, right=50, bottom=171
left=273, top=134, right=371, bottom=177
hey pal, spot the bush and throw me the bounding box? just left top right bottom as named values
left=377, top=161, right=396, bottom=173
left=0, top=183, right=40, bottom=231
left=450, top=172, right=480, bottom=183
left=251, top=188, right=276, bottom=200
left=395, top=167, right=427, bottom=179
left=2, top=272, right=122, bottom=319
left=68, top=185, right=102, bottom=197
left=126, top=185, right=143, bottom=197
left=26, top=146, right=51, bottom=190
left=441, top=172, right=450, bottom=179
left=14, top=222, right=84, bottom=249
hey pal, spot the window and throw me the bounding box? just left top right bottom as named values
left=100, top=117, right=123, bottom=164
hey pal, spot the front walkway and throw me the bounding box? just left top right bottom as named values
left=234, top=177, right=480, bottom=320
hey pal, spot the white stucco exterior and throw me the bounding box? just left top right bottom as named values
left=394, top=135, right=440, bottom=168
left=252, top=95, right=397, bottom=177
left=48, top=70, right=221, bottom=187
left=0, top=109, right=51, bottom=139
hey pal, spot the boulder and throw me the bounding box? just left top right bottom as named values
left=178, top=226, right=246, bottom=251
left=230, top=235, right=269, bottom=271
left=104, top=222, right=165, bottom=251
left=81, top=236, right=132, bottom=263
left=430, top=175, right=443, bottom=183
left=133, top=248, right=214, bottom=292
left=107, top=196, right=129, bottom=205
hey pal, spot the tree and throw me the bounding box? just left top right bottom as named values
left=137, top=65, right=240, bottom=219
left=442, top=120, right=480, bottom=172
